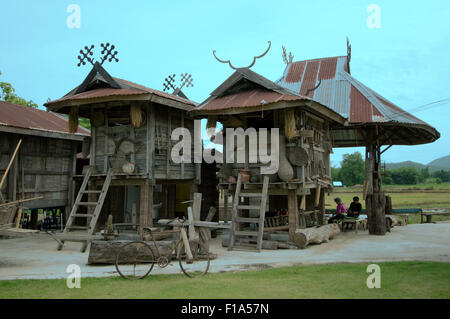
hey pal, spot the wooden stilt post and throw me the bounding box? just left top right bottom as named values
left=365, top=127, right=386, bottom=235
left=139, top=179, right=153, bottom=239
left=288, top=189, right=299, bottom=241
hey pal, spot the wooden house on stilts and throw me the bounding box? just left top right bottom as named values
left=45, top=62, right=201, bottom=251
left=275, top=47, right=440, bottom=235
left=191, top=68, right=346, bottom=249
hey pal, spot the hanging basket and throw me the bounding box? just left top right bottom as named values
left=130, top=103, right=142, bottom=128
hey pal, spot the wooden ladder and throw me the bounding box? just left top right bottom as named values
left=56, top=167, right=113, bottom=252
left=228, top=174, right=269, bottom=251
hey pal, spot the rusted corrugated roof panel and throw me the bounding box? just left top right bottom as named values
left=49, top=88, right=148, bottom=103
left=350, top=85, right=373, bottom=123
left=318, top=57, right=337, bottom=80
left=0, top=100, right=89, bottom=136
left=300, top=60, right=319, bottom=97
left=285, top=61, right=305, bottom=83
left=114, top=78, right=197, bottom=106
left=198, top=88, right=303, bottom=111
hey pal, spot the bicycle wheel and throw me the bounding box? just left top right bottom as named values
left=115, top=241, right=155, bottom=280
left=177, top=239, right=210, bottom=278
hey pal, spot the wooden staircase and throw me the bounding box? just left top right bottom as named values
left=55, top=166, right=113, bottom=252
left=228, top=174, right=269, bottom=251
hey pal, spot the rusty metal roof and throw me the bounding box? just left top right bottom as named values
left=195, top=68, right=319, bottom=112
left=275, top=55, right=439, bottom=146
left=0, top=100, right=90, bottom=138
left=276, top=56, right=428, bottom=125
left=45, top=63, right=197, bottom=112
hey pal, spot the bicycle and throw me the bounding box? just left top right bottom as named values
left=115, top=218, right=210, bottom=279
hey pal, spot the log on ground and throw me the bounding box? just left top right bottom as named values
left=88, top=240, right=174, bottom=265
left=293, top=223, right=340, bottom=249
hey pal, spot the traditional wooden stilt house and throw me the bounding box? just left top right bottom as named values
left=275, top=42, right=440, bottom=234
left=45, top=59, right=200, bottom=251
left=0, top=100, right=89, bottom=229
left=191, top=68, right=346, bottom=249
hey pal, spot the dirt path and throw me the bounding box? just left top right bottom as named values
left=0, top=223, right=449, bottom=280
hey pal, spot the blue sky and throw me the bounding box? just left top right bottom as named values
left=1, top=0, right=449, bottom=166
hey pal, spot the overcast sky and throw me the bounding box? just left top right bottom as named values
left=1, top=0, right=449, bottom=167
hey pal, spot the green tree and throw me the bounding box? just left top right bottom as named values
left=391, top=167, right=419, bottom=185
left=418, top=167, right=430, bottom=183
left=331, top=166, right=341, bottom=181
left=432, top=170, right=450, bottom=183
left=0, top=71, right=38, bottom=108
left=339, top=152, right=365, bottom=186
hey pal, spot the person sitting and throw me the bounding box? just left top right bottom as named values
left=328, top=197, right=346, bottom=224
left=347, top=196, right=362, bottom=218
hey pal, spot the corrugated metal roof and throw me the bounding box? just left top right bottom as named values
left=194, top=68, right=316, bottom=113
left=48, top=87, right=148, bottom=103
left=276, top=55, right=427, bottom=125
left=275, top=54, right=439, bottom=146
left=45, top=64, right=197, bottom=110
left=0, top=100, right=89, bottom=136
left=198, top=88, right=305, bottom=111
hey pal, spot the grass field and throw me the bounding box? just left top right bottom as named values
left=0, top=262, right=449, bottom=299
left=326, top=183, right=450, bottom=224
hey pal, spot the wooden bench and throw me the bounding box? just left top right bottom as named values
left=341, top=218, right=367, bottom=234
left=421, top=211, right=450, bottom=224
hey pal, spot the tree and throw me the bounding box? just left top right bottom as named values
left=391, top=167, right=419, bottom=185
left=331, top=166, right=341, bottom=181
left=418, top=167, right=430, bottom=183
left=0, top=71, right=38, bottom=108
left=432, top=170, right=450, bottom=183
left=339, top=152, right=365, bottom=186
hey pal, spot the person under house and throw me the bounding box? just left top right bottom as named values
left=347, top=196, right=362, bottom=218
left=328, top=197, right=347, bottom=224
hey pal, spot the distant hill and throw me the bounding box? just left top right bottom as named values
left=385, top=161, right=425, bottom=170
left=385, top=155, right=450, bottom=172
left=427, top=155, right=450, bottom=170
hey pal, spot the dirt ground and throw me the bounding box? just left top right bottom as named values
left=0, top=222, right=449, bottom=280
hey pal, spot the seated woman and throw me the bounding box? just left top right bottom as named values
left=347, top=196, right=362, bottom=218
left=328, top=197, right=347, bottom=224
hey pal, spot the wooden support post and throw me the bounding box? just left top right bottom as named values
left=139, top=179, right=153, bottom=239
left=288, top=189, right=299, bottom=241
left=300, top=195, right=306, bottom=210
left=365, top=127, right=386, bottom=235
left=180, top=227, right=194, bottom=260
left=15, top=207, right=23, bottom=228
left=192, top=193, right=202, bottom=222
left=187, top=206, right=199, bottom=241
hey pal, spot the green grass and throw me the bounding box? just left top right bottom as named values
left=0, top=262, right=449, bottom=299
left=326, top=191, right=450, bottom=224
left=327, top=192, right=450, bottom=210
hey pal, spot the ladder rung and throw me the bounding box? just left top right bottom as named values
left=82, top=190, right=102, bottom=194
left=67, top=226, right=90, bottom=230
left=235, top=230, right=259, bottom=237
left=71, top=214, right=94, bottom=218
left=239, top=193, right=262, bottom=197
left=78, top=202, right=98, bottom=206
left=235, top=217, right=260, bottom=223
left=237, top=205, right=261, bottom=210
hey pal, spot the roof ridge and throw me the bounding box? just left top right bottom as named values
left=291, top=55, right=347, bottom=64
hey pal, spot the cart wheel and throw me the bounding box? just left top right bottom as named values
left=115, top=241, right=155, bottom=280
left=177, top=239, right=210, bottom=278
